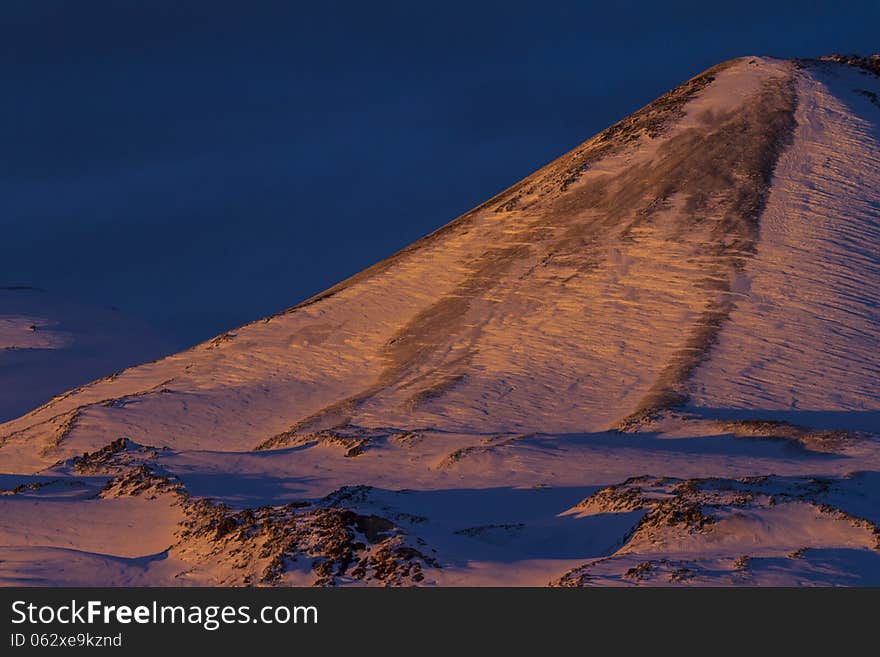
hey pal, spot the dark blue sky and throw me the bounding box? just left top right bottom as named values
left=3, top=1, right=878, bottom=346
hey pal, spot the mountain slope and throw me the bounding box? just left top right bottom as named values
left=1, top=55, right=879, bottom=586
left=687, top=61, right=880, bottom=424
left=1, top=56, right=801, bottom=462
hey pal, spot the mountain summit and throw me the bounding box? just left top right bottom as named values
left=2, top=56, right=879, bottom=586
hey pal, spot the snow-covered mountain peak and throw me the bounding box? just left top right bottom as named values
left=2, top=55, right=879, bottom=586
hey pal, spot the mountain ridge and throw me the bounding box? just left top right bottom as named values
left=2, top=54, right=879, bottom=586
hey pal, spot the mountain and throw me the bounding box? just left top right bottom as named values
left=1, top=55, right=879, bottom=586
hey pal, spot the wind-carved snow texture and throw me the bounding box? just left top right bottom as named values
left=1, top=56, right=880, bottom=586
left=0, top=57, right=800, bottom=466
left=687, top=62, right=880, bottom=430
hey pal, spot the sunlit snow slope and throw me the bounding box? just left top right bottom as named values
left=2, top=55, right=879, bottom=586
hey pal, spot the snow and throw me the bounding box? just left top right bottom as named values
left=1, top=56, right=879, bottom=586
left=688, top=62, right=880, bottom=428
left=0, top=56, right=797, bottom=469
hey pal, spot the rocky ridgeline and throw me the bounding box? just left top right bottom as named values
left=493, top=59, right=734, bottom=210
left=819, top=53, right=880, bottom=76
left=174, top=496, right=439, bottom=586
left=99, top=464, right=183, bottom=499
left=65, top=436, right=166, bottom=475
left=77, top=439, right=440, bottom=586
left=256, top=424, right=422, bottom=454
left=617, top=410, right=862, bottom=455
left=556, top=473, right=880, bottom=586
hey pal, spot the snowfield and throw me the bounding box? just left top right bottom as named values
left=687, top=61, right=880, bottom=428
left=1, top=55, right=879, bottom=586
